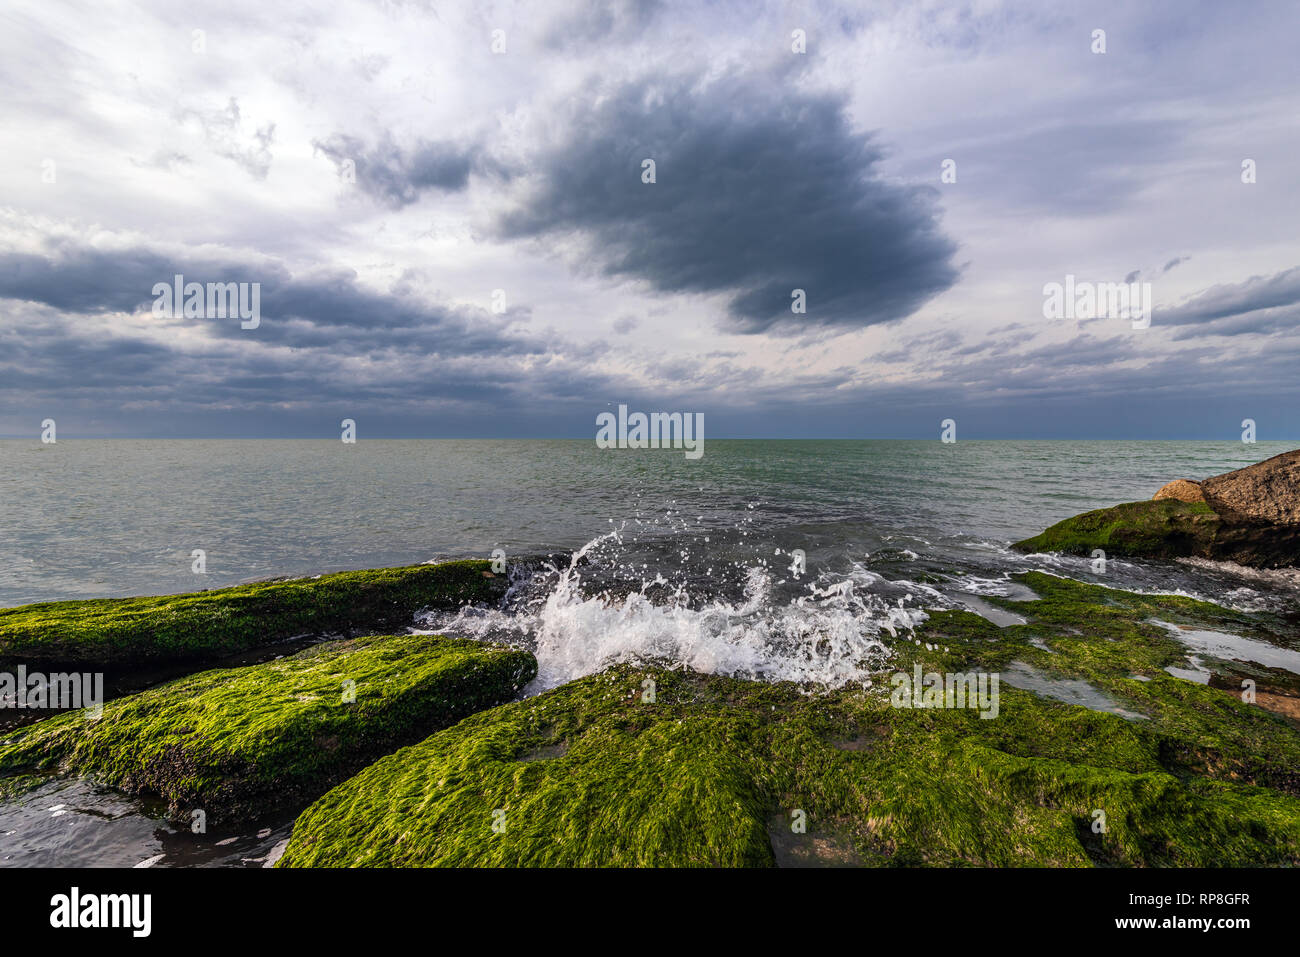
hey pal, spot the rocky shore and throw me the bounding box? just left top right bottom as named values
left=0, top=634, right=534, bottom=825
left=1013, top=448, right=1300, bottom=568
left=0, top=559, right=506, bottom=670
left=2, top=550, right=1299, bottom=866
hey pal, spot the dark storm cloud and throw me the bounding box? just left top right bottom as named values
left=0, top=320, right=176, bottom=392
left=0, top=244, right=186, bottom=314
left=1161, top=265, right=1300, bottom=337
left=313, top=133, right=495, bottom=209
left=493, top=72, right=960, bottom=335
left=0, top=240, right=543, bottom=356
left=5, top=0, right=1299, bottom=439
left=0, top=239, right=632, bottom=432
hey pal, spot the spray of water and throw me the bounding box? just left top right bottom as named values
left=415, top=525, right=930, bottom=692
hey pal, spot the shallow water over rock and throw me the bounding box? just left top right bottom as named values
left=1150, top=620, right=1300, bottom=676
left=0, top=777, right=293, bottom=868
left=1001, top=661, right=1147, bottom=721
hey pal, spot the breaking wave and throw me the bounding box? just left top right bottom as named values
left=415, top=525, right=932, bottom=692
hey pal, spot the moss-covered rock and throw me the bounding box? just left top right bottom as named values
left=1012, top=499, right=1300, bottom=567
left=279, top=573, right=1300, bottom=867
left=0, top=634, right=536, bottom=824
left=0, top=560, right=504, bottom=669
left=917, top=571, right=1300, bottom=794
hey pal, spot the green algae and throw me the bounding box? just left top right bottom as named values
left=1013, top=500, right=1218, bottom=559
left=278, top=571, right=1300, bottom=868
left=913, top=572, right=1300, bottom=794
left=1012, top=499, right=1300, bottom=567
left=0, top=560, right=503, bottom=669
left=0, top=634, right=536, bottom=824
left=277, top=664, right=1300, bottom=868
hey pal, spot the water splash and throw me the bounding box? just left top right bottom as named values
left=415, top=525, right=929, bottom=691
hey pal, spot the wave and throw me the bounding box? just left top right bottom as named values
left=414, top=526, right=931, bottom=691
left=412, top=506, right=1299, bottom=689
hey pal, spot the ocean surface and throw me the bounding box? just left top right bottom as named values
left=2, top=439, right=1294, bottom=597
left=2, top=438, right=1299, bottom=866
left=4, top=437, right=1298, bottom=683
left=2, top=439, right=1295, bottom=582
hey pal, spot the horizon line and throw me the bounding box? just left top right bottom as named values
left=3, top=436, right=1297, bottom=443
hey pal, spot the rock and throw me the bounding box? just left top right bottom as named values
left=1012, top=499, right=1300, bottom=568
left=279, top=571, right=1300, bottom=868
left=1015, top=499, right=1217, bottom=560
left=1017, top=450, right=1300, bottom=567
left=1153, top=479, right=1204, bottom=503
left=0, top=634, right=537, bottom=824
left=0, top=559, right=506, bottom=671
left=1200, top=449, right=1300, bottom=526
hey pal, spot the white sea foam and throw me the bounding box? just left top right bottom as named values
left=954, top=575, right=1015, bottom=596
left=415, top=529, right=928, bottom=692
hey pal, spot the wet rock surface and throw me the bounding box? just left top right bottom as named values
left=0, top=633, right=536, bottom=825
left=278, top=572, right=1300, bottom=868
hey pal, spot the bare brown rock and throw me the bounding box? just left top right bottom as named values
left=1153, top=479, right=1204, bottom=503
left=1200, top=449, right=1300, bottom=526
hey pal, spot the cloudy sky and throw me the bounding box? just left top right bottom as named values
left=2, top=0, right=1298, bottom=439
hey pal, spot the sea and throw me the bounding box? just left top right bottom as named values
left=1, top=438, right=1297, bottom=866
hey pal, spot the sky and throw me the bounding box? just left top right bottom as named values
left=1, top=0, right=1298, bottom=439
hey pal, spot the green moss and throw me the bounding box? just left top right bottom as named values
left=279, top=570, right=1300, bottom=868
left=279, top=670, right=1300, bottom=868
left=1013, top=500, right=1300, bottom=567
left=0, top=560, right=504, bottom=669
left=0, top=634, right=536, bottom=824
left=920, top=572, right=1300, bottom=794
left=0, top=772, right=42, bottom=801
left=1013, top=499, right=1218, bottom=559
